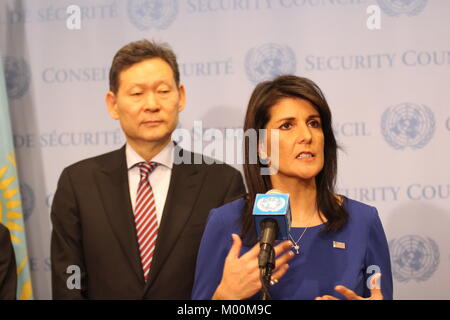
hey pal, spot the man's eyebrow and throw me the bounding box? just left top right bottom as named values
left=126, top=80, right=171, bottom=88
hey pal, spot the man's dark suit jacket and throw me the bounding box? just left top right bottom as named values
left=51, top=146, right=245, bottom=299
left=0, top=223, right=17, bottom=300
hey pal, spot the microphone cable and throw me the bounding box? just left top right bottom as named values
left=259, top=246, right=275, bottom=300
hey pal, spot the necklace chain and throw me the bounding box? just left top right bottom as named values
left=289, top=215, right=314, bottom=255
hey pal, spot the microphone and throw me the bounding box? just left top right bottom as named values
left=252, top=190, right=292, bottom=269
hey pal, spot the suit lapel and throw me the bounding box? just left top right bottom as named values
left=94, top=147, right=143, bottom=283
left=144, top=148, right=206, bottom=292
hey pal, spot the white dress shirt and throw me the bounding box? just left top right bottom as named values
left=126, top=141, right=174, bottom=225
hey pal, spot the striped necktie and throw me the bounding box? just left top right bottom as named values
left=134, top=161, right=159, bottom=281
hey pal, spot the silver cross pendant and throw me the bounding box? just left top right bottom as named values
left=293, top=244, right=300, bottom=255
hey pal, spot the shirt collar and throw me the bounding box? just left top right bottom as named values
left=126, top=141, right=174, bottom=170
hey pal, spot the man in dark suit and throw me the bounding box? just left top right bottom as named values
left=0, top=223, right=17, bottom=299
left=50, top=40, right=245, bottom=299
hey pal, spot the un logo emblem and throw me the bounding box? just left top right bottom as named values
left=390, top=235, right=439, bottom=282
left=127, top=0, right=178, bottom=30
left=20, top=183, right=35, bottom=221
left=245, top=43, right=296, bottom=84
left=257, top=196, right=286, bottom=212
left=2, top=56, right=30, bottom=100
left=377, top=0, right=428, bottom=16
left=381, top=102, right=435, bottom=150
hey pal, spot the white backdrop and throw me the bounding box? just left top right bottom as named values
left=1, top=0, right=449, bottom=299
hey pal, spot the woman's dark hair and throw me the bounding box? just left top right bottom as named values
left=241, top=75, right=347, bottom=245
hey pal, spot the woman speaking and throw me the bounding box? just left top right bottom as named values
left=192, top=75, right=393, bottom=300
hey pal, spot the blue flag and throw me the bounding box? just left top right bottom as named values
left=0, top=59, right=33, bottom=300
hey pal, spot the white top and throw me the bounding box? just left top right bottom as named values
left=126, top=141, right=174, bottom=225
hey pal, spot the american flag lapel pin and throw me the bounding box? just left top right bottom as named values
left=333, top=241, right=346, bottom=249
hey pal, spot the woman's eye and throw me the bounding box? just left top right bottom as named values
left=280, top=122, right=293, bottom=130
left=131, top=92, right=142, bottom=96
left=308, top=120, right=321, bottom=128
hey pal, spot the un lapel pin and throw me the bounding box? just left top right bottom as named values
left=333, top=241, right=346, bottom=249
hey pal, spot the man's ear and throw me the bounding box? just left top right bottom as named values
left=106, top=91, right=119, bottom=119
left=177, top=84, right=186, bottom=112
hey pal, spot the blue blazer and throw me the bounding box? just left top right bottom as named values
left=192, top=197, right=393, bottom=300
